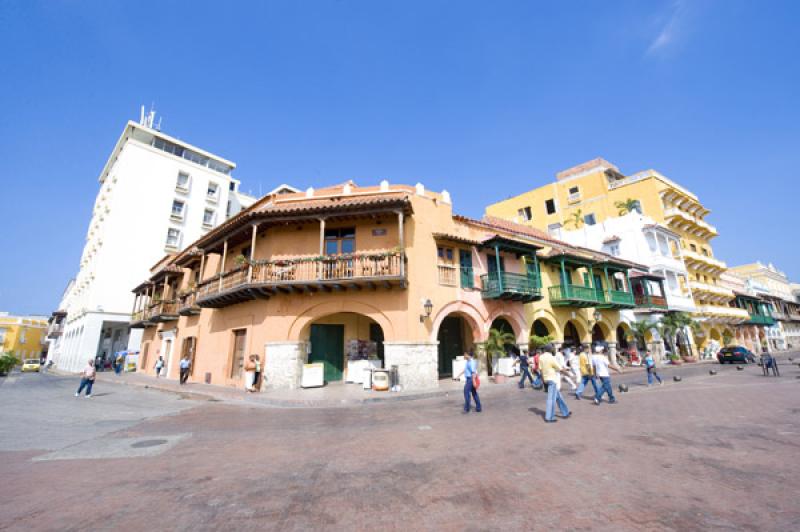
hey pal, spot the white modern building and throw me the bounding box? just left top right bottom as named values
left=51, top=111, right=256, bottom=372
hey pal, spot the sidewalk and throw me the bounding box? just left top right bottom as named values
left=93, top=371, right=521, bottom=408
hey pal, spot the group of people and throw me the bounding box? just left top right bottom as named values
left=456, top=343, right=666, bottom=423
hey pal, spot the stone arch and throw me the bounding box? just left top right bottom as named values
left=288, top=300, right=396, bottom=342
left=616, top=321, right=632, bottom=350
left=487, top=308, right=528, bottom=344
left=530, top=309, right=559, bottom=340
left=709, top=327, right=722, bottom=342
left=592, top=320, right=612, bottom=344
left=531, top=317, right=556, bottom=339
left=563, top=320, right=586, bottom=348
left=430, top=300, right=486, bottom=343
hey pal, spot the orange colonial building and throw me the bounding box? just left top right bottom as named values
left=130, top=181, right=638, bottom=391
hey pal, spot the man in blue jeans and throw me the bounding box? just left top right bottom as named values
left=539, top=344, right=571, bottom=423
left=575, top=346, right=599, bottom=400
left=591, top=345, right=622, bottom=404
left=516, top=349, right=536, bottom=389
left=455, top=350, right=481, bottom=413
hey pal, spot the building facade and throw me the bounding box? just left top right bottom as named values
left=51, top=113, right=256, bottom=373
left=0, top=313, right=48, bottom=361
left=128, top=182, right=643, bottom=391
left=485, top=158, right=747, bottom=353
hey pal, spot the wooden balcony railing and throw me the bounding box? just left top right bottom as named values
left=178, top=291, right=201, bottom=316
left=600, top=289, right=636, bottom=309
left=548, top=284, right=600, bottom=307
left=635, top=294, right=668, bottom=309
left=480, top=272, right=541, bottom=302
left=437, top=264, right=457, bottom=286
left=197, top=251, right=406, bottom=308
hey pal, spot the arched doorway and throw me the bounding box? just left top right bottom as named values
left=592, top=323, right=608, bottom=347
left=490, top=317, right=517, bottom=354
left=532, top=319, right=552, bottom=338
left=304, top=312, right=384, bottom=383
left=437, top=313, right=476, bottom=378
left=563, top=321, right=581, bottom=349
left=616, top=325, right=629, bottom=352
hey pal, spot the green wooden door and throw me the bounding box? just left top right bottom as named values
left=437, top=316, right=463, bottom=377
left=593, top=274, right=604, bottom=302
left=309, top=324, right=344, bottom=382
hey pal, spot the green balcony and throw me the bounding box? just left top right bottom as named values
left=481, top=272, right=542, bottom=302
left=748, top=314, right=775, bottom=326
left=598, top=289, right=636, bottom=309
left=548, top=284, right=601, bottom=307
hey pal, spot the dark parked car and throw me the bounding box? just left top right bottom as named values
left=717, top=346, right=756, bottom=364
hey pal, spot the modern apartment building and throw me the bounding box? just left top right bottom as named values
left=485, top=158, right=744, bottom=352
left=51, top=112, right=256, bottom=372
left=128, top=181, right=643, bottom=391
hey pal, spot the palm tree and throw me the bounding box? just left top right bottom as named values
left=485, top=327, right=517, bottom=374
left=565, top=209, right=584, bottom=229
left=615, top=198, right=641, bottom=216
left=659, top=312, right=696, bottom=357
left=627, top=320, right=655, bottom=353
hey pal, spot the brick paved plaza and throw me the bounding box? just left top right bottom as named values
left=1, top=357, right=799, bottom=531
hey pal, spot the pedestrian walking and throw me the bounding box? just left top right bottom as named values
left=557, top=348, right=578, bottom=391
left=592, top=345, right=622, bottom=404
left=455, top=349, right=481, bottom=413
left=154, top=355, right=165, bottom=378
left=179, top=355, right=191, bottom=385
left=114, top=352, right=124, bottom=375
left=515, top=349, right=535, bottom=389
left=244, top=354, right=257, bottom=392
left=75, top=359, right=96, bottom=398
left=539, top=344, right=571, bottom=423
left=567, top=348, right=581, bottom=386
left=575, top=345, right=599, bottom=400
left=644, top=351, right=663, bottom=386
left=531, top=349, right=544, bottom=389
left=253, top=354, right=262, bottom=390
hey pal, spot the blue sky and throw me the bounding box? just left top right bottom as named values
left=1, top=0, right=798, bottom=315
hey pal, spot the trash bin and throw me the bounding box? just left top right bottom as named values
left=372, top=370, right=390, bottom=391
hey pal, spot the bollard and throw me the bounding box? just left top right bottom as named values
left=618, top=384, right=629, bottom=393
left=709, top=370, right=717, bottom=375
left=673, top=375, right=682, bottom=382
left=737, top=365, right=744, bottom=371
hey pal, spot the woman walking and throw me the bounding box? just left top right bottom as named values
left=75, top=359, right=96, bottom=398
left=455, top=350, right=481, bottom=413
left=154, top=355, right=164, bottom=378
left=244, top=355, right=257, bottom=392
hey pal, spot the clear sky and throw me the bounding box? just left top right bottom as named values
left=1, top=0, right=799, bottom=315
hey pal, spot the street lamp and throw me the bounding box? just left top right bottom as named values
left=420, top=299, right=433, bottom=323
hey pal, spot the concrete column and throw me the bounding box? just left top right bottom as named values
left=263, top=341, right=308, bottom=390
left=383, top=341, right=438, bottom=391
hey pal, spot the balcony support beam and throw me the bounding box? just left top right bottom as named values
left=494, top=245, right=503, bottom=292
left=218, top=240, right=228, bottom=292
left=199, top=251, right=206, bottom=283
left=247, top=224, right=257, bottom=283
left=397, top=211, right=405, bottom=279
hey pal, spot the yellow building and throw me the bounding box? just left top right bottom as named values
left=485, top=158, right=749, bottom=350
left=0, top=313, right=48, bottom=361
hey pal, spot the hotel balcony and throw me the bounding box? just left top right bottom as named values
left=47, top=323, right=64, bottom=338
left=178, top=291, right=201, bottom=316
left=196, top=251, right=406, bottom=309
left=681, top=249, right=727, bottom=275
left=480, top=272, right=542, bottom=302
left=664, top=208, right=718, bottom=239
left=634, top=293, right=669, bottom=311
left=689, top=281, right=734, bottom=302
left=698, top=305, right=750, bottom=324
left=148, top=300, right=179, bottom=322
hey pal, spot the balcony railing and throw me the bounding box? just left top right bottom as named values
left=437, top=264, right=457, bottom=286
left=178, top=291, right=201, bottom=316
left=480, top=272, right=541, bottom=302
left=460, top=266, right=475, bottom=289
left=548, top=284, right=600, bottom=307
left=635, top=294, right=668, bottom=310
left=598, top=289, right=636, bottom=309
left=197, top=251, right=406, bottom=308
left=47, top=324, right=64, bottom=338
left=748, top=314, right=775, bottom=326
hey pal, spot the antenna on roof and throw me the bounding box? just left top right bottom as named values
left=139, top=103, right=159, bottom=129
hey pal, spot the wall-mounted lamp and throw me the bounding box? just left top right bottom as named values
left=420, top=299, right=433, bottom=323
left=592, top=310, right=602, bottom=324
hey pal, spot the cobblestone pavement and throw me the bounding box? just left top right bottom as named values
left=1, top=355, right=799, bottom=531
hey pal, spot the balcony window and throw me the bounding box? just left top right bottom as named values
left=207, top=182, right=219, bottom=202
left=517, top=206, right=532, bottom=221
left=176, top=172, right=190, bottom=191
left=567, top=186, right=580, bottom=202
left=203, top=209, right=215, bottom=227
left=166, top=228, right=181, bottom=249
left=325, top=228, right=355, bottom=255
left=171, top=200, right=185, bottom=220
left=545, top=199, right=557, bottom=215
left=583, top=213, right=597, bottom=226
left=608, top=243, right=620, bottom=257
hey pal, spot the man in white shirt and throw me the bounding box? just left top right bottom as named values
left=539, top=344, right=571, bottom=423
left=591, top=345, right=622, bottom=405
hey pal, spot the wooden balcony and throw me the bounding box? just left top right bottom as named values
left=178, top=291, right=201, bottom=316
left=197, top=251, right=407, bottom=309
left=548, top=284, right=600, bottom=307
left=747, top=314, right=775, bottom=326
left=634, top=294, right=668, bottom=311
left=47, top=324, right=64, bottom=338
left=597, top=289, right=636, bottom=309
left=148, top=300, right=179, bottom=322
left=437, top=264, right=457, bottom=286
left=481, top=272, right=541, bottom=302
left=130, top=309, right=154, bottom=329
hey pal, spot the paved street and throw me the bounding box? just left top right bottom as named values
left=2, top=357, right=799, bottom=531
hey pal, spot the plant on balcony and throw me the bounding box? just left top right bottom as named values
left=234, top=254, right=249, bottom=266
left=615, top=198, right=641, bottom=216
left=565, top=209, right=584, bottom=229
left=486, top=327, right=516, bottom=379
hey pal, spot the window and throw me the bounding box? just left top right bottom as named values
left=701, top=248, right=709, bottom=257
left=459, top=249, right=474, bottom=288
left=545, top=199, right=556, bottom=215
left=166, top=228, right=181, bottom=249
left=547, top=223, right=562, bottom=238
left=437, top=246, right=454, bottom=263
left=584, top=213, right=597, bottom=226
left=230, top=329, right=247, bottom=379
left=207, top=182, right=219, bottom=201
left=176, top=172, right=190, bottom=191
left=325, top=228, right=355, bottom=255
left=226, top=200, right=233, bottom=218
left=517, top=206, right=533, bottom=221
left=229, top=181, right=236, bottom=191
left=203, top=209, right=215, bottom=227
left=630, top=200, right=642, bottom=214
left=171, top=200, right=185, bottom=219
left=690, top=243, right=697, bottom=252
left=568, top=186, right=580, bottom=202
left=609, top=243, right=621, bottom=256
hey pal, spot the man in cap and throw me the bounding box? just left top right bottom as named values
left=591, top=345, right=622, bottom=404
left=538, top=343, right=571, bottom=423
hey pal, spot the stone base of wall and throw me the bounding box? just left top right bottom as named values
left=263, top=341, right=307, bottom=391
left=384, top=341, right=438, bottom=391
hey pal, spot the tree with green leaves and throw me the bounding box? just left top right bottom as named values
left=614, top=198, right=641, bottom=216
left=565, top=209, right=584, bottom=229
left=528, top=334, right=554, bottom=351
left=658, top=312, right=697, bottom=357
left=486, top=327, right=516, bottom=374
left=627, top=320, right=656, bottom=352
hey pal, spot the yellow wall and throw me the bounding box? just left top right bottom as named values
left=0, top=316, right=47, bottom=360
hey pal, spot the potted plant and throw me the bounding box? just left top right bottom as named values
left=528, top=334, right=554, bottom=352
left=0, top=352, right=20, bottom=376
left=669, top=354, right=682, bottom=365
left=486, top=328, right=516, bottom=382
